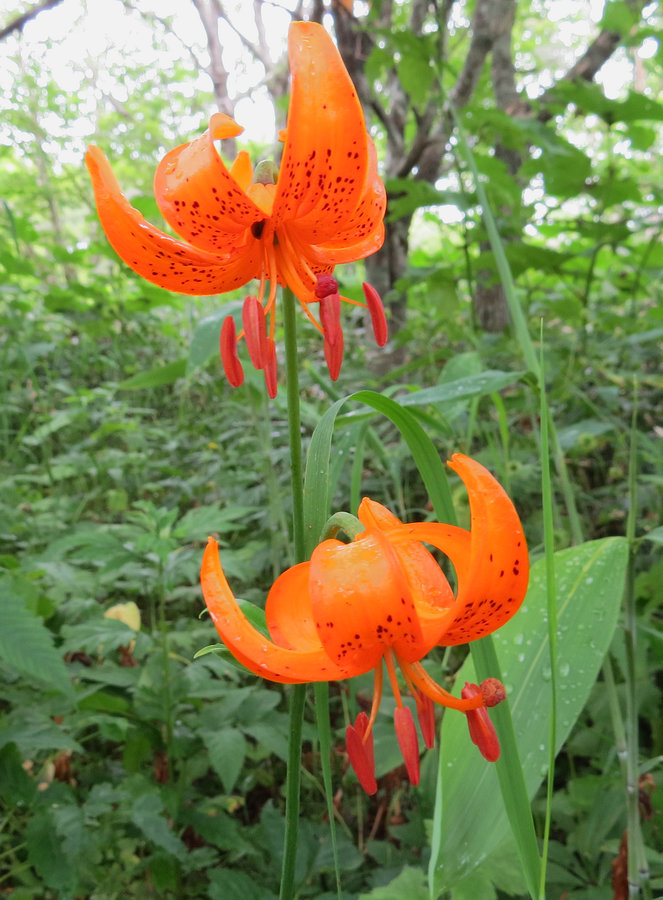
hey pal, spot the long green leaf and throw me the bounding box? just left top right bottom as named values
left=432, top=537, right=628, bottom=894
left=303, top=390, right=455, bottom=556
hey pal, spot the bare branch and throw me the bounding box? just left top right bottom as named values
left=191, top=0, right=233, bottom=117
left=449, top=0, right=516, bottom=108
left=0, top=0, right=63, bottom=41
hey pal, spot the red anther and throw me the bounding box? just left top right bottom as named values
left=263, top=337, right=278, bottom=399
left=319, top=292, right=342, bottom=346
left=219, top=316, right=244, bottom=388
left=415, top=691, right=436, bottom=749
left=346, top=714, right=377, bottom=795
left=352, top=712, right=375, bottom=772
left=362, top=282, right=388, bottom=347
left=480, top=678, right=506, bottom=708
left=242, top=295, right=268, bottom=370
left=314, top=272, right=339, bottom=299
left=462, top=682, right=501, bottom=762
left=320, top=291, right=343, bottom=380
left=394, top=706, right=420, bottom=786
left=323, top=333, right=344, bottom=381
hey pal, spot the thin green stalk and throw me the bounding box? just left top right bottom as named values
left=157, top=560, right=173, bottom=785
left=279, top=285, right=307, bottom=900
left=538, top=330, right=558, bottom=899
left=283, top=286, right=305, bottom=564
left=448, top=103, right=584, bottom=546
left=622, top=387, right=651, bottom=899
left=314, top=682, right=343, bottom=900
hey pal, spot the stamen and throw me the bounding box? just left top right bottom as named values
left=346, top=713, right=377, bottom=795
left=320, top=292, right=343, bottom=380
left=462, top=682, right=501, bottom=762
left=398, top=663, right=436, bottom=749
left=219, top=316, right=244, bottom=387
left=263, top=338, right=278, bottom=399
left=362, top=282, right=388, bottom=347
left=242, top=296, right=268, bottom=370
left=383, top=648, right=405, bottom=708
left=415, top=690, right=436, bottom=749
left=400, top=660, right=483, bottom=712
left=364, top=661, right=384, bottom=740
left=394, top=705, right=420, bottom=786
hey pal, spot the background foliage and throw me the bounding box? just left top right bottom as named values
left=1, top=0, right=662, bottom=898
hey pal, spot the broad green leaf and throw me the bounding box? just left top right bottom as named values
left=201, top=727, right=247, bottom=794
left=433, top=537, right=628, bottom=893
left=0, top=591, right=72, bottom=695
left=0, top=712, right=82, bottom=754
left=117, top=358, right=187, bottom=390
left=397, top=370, right=527, bottom=409
left=0, top=743, right=36, bottom=806
left=358, top=866, right=428, bottom=899
left=129, top=792, right=186, bottom=860
left=174, top=502, right=254, bottom=540
left=304, top=390, right=456, bottom=557
left=26, top=811, right=76, bottom=893
left=59, top=616, right=135, bottom=655
left=208, top=868, right=277, bottom=900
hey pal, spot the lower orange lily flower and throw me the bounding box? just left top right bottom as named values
left=85, top=22, right=387, bottom=396
left=200, top=454, right=529, bottom=793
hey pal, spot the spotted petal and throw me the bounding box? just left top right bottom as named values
left=387, top=454, right=529, bottom=645
left=154, top=113, right=264, bottom=253
left=201, top=538, right=350, bottom=684
left=272, top=22, right=368, bottom=241
left=85, top=146, right=262, bottom=295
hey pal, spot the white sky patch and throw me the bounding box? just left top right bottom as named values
left=0, top=0, right=291, bottom=148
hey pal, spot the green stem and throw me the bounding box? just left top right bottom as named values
left=622, top=387, right=651, bottom=899
left=538, top=332, right=558, bottom=900
left=279, top=286, right=306, bottom=900
left=448, top=103, right=584, bottom=546
left=283, top=285, right=305, bottom=564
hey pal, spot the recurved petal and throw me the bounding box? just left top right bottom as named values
left=86, top=146, right=263, bottom=295
left=265, top=561, right=321, bottom=651
left=154, top=113, right=265, bottom=253
left=390, top=455, right=528, bottom=645
left=201, top=538, right=350, bottom=684
left=301, top=139, right=386, bottom=262
left=272, top=22, right=368, bottom=240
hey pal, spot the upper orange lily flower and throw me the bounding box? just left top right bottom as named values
left=200, top=454, right=529, bottom=793
left=85, top=21, right=387, bottom=396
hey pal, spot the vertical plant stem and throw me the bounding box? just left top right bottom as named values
left=158, top=560, right=173, bottom=782
left=622, top=388, right=651, bottom=899
left=283, top=286, right=305, bottom=564
left=279, top=285, right=306, bottom=900
left=448, top=103, right=584, bottom=546
left=538, top=333, right=558, bottom=899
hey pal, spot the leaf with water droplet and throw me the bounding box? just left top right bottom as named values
left=432, top=536, right=628, bottom=893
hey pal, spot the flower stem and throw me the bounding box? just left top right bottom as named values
left=283, top=285, right=305, bottom=564
left=279, top=285, right=306, bottom=900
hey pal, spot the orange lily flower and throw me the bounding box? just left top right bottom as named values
left=200, top=454, right=529, bottom=794
left=85, top=22, right=387, bottom=396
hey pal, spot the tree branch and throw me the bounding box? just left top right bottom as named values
left=0, top=0, right=63, bottom=41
